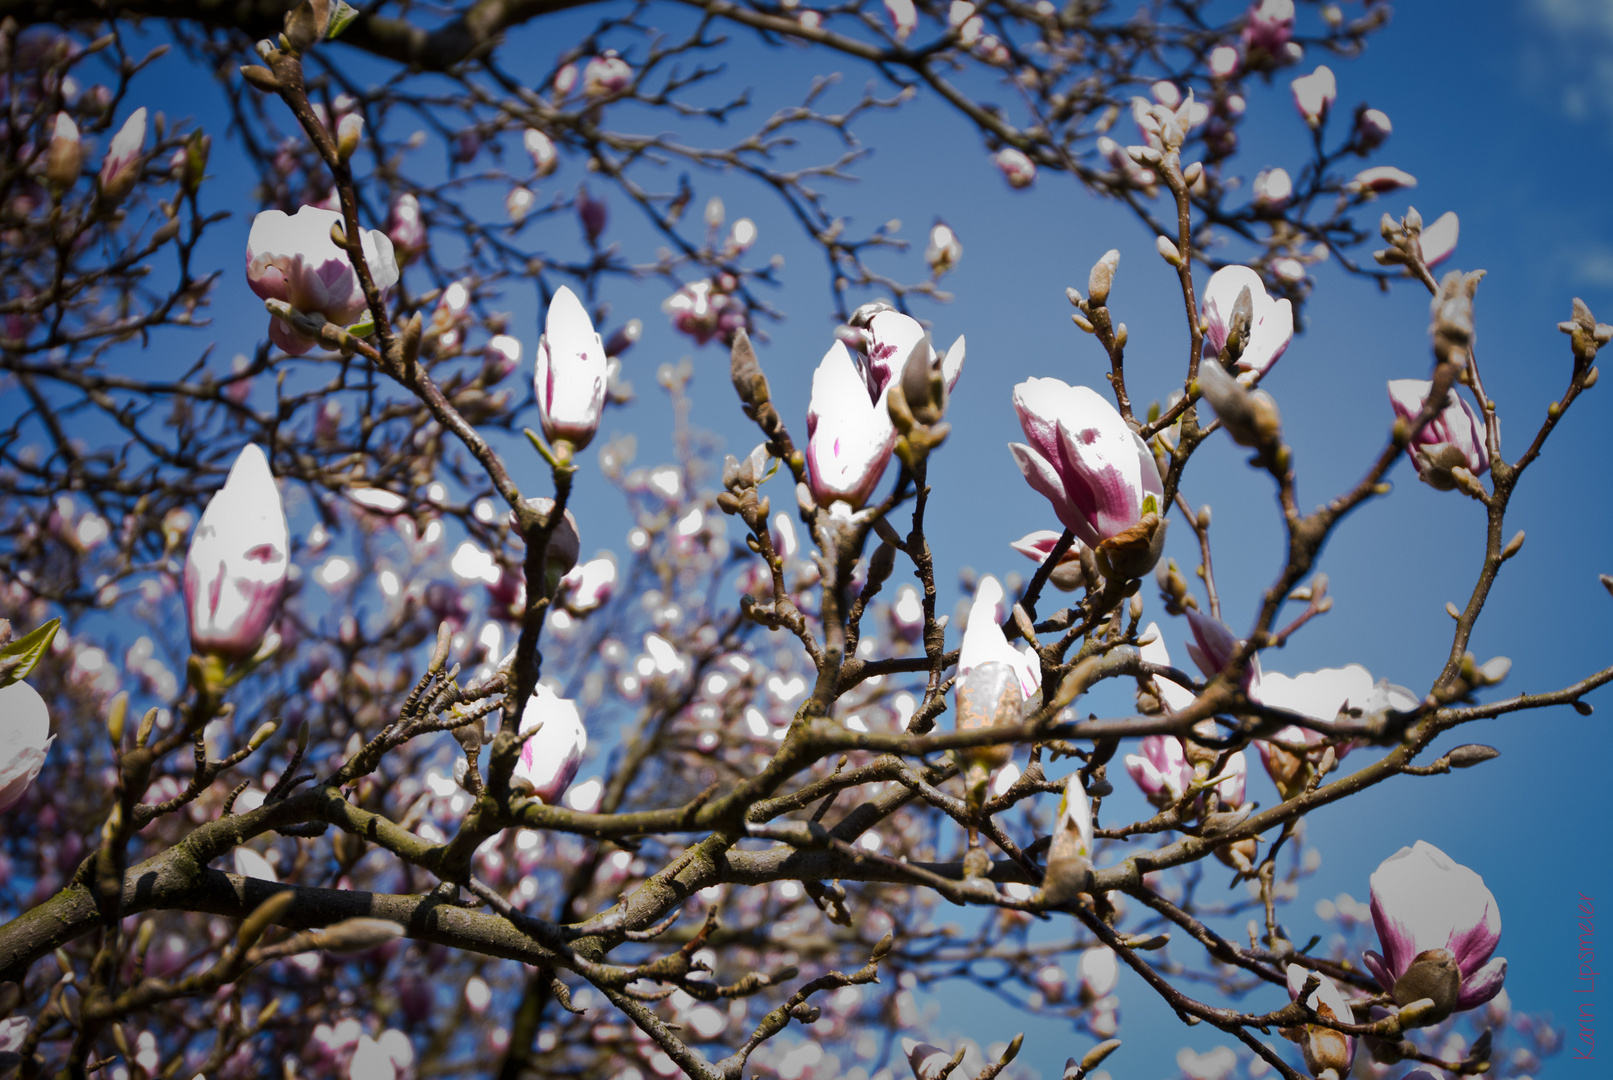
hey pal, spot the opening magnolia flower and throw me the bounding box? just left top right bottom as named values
left=0, top=681, right=54, bottom=813
left=513, top=684, right=589, bottom=803
left=1387, top=377, right=1489, bottom=490
left=1200, top=265, right=1294, bottom=374
left=246, top=205, right=400, bottom=356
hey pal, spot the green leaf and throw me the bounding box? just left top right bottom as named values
left=1141, top=493, right=1159, bottom=516
left=346, top=315, right=375, bottom=338
left=327, top=1, right=362, bottom=39
left=0, top=618, right=61, bottom=688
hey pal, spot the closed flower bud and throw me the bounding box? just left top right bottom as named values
left=1363, top=841, right=1506, bottom=1017
left=1291, top=65, right=1336, bottom=127
left=46, top=112, right=82, bottom=189
left=994, top=146, right=1037, bottom=189
left=535, top=286, right=608, bottom=451
left=183, top=444, right=290, bottom=660
left=1356, top=107, right=1392, bottom=150
left=98, top=106, right=147, bottom=203
left=902, top=1038, right=954, bottom=1080
left=1351, top=165, right=1416, bottom=194
left=335, top=112, right=363, bottom=162
left=1088, top=249, right=1120, bottom=306
left=512, top=684, right=588, bottom=803
left=925, top=220, right=963, bottom=277
left=583, top=51, right=632, bottom=97
left=954, top=576, right=1039, bottom=784
left=1197, top=358, right=1282, bottom=447
left=524, top=127, right=560, bottom=177
left=806, top=341, right=896, bottom=509
left=1253, top=167, right=1293, bottom=209
left=0, top=680, right=54, bottom=812
left=246, top=205, right=400, bottom=355
left=885, top=0, right=918, bottom=42
left=1042, top=772, right=1095, bottom=905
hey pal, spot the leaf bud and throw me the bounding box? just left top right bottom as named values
left=1088, top=249, right=1120, bottom=306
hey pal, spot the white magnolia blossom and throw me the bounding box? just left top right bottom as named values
left=513, top=685, right=588, bottom=803
left=0, top=681, right=54, bottom=813
left=535, top=286, right=607, bottom=451
left=183, top=444, right=290, bottom=659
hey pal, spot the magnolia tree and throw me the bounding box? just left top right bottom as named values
left=0, top=1, right=1599, bottom=1079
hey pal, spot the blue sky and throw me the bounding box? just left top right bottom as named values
left=94, top=0, right=1613, bottom=1076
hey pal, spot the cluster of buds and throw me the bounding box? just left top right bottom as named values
left=1559, top=296, right=1612, bottom=374
left=1376, top=206, right=1460, bottom=272
left=662, top=276, right=749, bottom=346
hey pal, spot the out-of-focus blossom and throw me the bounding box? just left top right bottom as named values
left=576, top=185, right=607, bottom=243
left=805, top=341, right=894, bottom=509
left=1350, top=165, right=1416, bottom=194
left=727, top=217, right=757, bottom=253
left=246, top=205, right=400, bottom=356
left=1387, top=378, right=1488, bottom=490
left=553, top=63, right=579, bottom=97
left=524, top=128, right=560, bottom=177
left=1008, top=378, right=1165, bottom=573
left=948, top=1, right=982, bottom=44
left=1253, top=167, right=1292, bottom=209
left=1042, top=772, right=1095, bottom=904
left=183, top=444, right=289, bottom=660
left=1098, top=134, right=1159, bottom=191
left=386, top=193, right=427, bottom=265
left=98, top=106, right=147, bottom=203
left=1139, top=620, right=1196, bottom=712
left=1078, top=945, right=1119, bottom=999
left=1241, top=0, right=1295, bottom=57
left=348, top=1030, right=413, bottom=1080
left=1357, top=107, right=1393, bottom=150
left=232, top=846, right=277, bottom=882
left=1200, top=265, right=1293, bottom=374
left=993, top=146, right=1037, bottom=189
left=1285, top=963, right=1356, bottom=1076
left=902, top=1038, right=952, bottom=1080
left=535, top=286, right=607, bottom=451
left=1363, top=841, right=1506, bottom=1018
left=1125, top=734, right=1192, bottom=804
left=1292, top=65, right=1337, bottom=127
left=663, top=279, right=725, bottom=345
left=560, top=556, right=617, bottom=612
left=1183, top=608, right=1261, bottom=692
left=1209, top=45, right=1241, bottom=80
left=513, top=685, right=588, bottom=803
left=0, top=681, right=53, bottom=813
left=1418, top=210, right=1459, bottom=267
left=1177, top=1046, right=1238, bottom=1080
left=46, top=112, right=82, bottom=189
left=884, top=0, right=918, bottom=41
left=925, top=221, right=962, bottom=277
left=954, top=575, right=1038, bottom=778
left=583, top=52, right=633, bottom=97
left=1009, top=529, right=1086, bottom=592
left=891, top=583, right=925, bottom=643
left=506, top=186, right=535, bottom=222
left=604, top=318, right=642, bottom=357
left=484, top=334, right=522, bottom=382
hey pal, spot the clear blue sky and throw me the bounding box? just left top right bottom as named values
left=114, top=1, right=1613, bottom=1076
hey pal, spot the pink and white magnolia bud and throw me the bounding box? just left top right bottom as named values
left=582, top=52, right=633, bottom=98
left=662, top=279, right=725, bottom=344
left=97, top=106, right=147, bottom=203
left=1351, top=165, right=1416, bottom=194
left=884, top=0, right=918, bottom=42
left=805, top=341, right=896, bottom=509
left=183, top=444, right=290, bottom=660
left=46, top=112, right=82, bottom=189
left=1008, top=378, right=1165, bottom=557
left=1252, top=167, right=1292, bottom=209
left=484, top=334, right=522, bottom=382
left=1042, top=772, right=1095, bottom=905
left=1387, top=378, right=1488, bottom=490
left=524, top=128, right=559, bottom=177
left=1184, top=608, right=1261, bottom=692
left=1357, top=107, right=1393, bottom=150
left=902, top=1038, right=953, bottom=1080
left=925, top=221, right=963, bottom=277
left=993, top=146, right=1037, bottom=189
left=513, top=684, right=588, bottom=803
left=246, top=205, right=400, bottom=356
left=1291, top=65, right=1337, bottom=128
left=560, top=556, right=617, bottom=612
left=535, top=286, right=607, bottom=451
left=0, top=681, right=54, bottom=813
left=1241, top=0, right=1295, bottom=56
left=387, top=193, right=427, bottom=265
left=576, top=185, right=607, bottom=243
left=1209, top=45, right=1241, bottom=80
left=1124, top=734, right=1192, bottom=804
left=1418, top=210, right=1459, bottom=267
left=1285, top=963, right=1357, bottom=1076
left=1078, top=945, right=1118, bottom=1000
left=1363, top=841, right=1507, bottom=1016
left=1009, top=529, right=1086, bottom=591
left=1200, top=264, right=1294, bottom=374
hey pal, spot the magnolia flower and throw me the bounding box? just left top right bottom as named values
left=387, top=194, right=427, bottom=265
left=1184, top=608, right=1262, bottom=691
left=1418, top=210, right=1460, bottom=267
left=513, top=684, right=588, bottom=803
left=1364, top=841, right=1506, bottom=1018
left=576, top=185, right=607, bottom=243
left=1351, top=165, right=1416, bottom=193
left=535, top=286, right=607, bottom=451
left=1009, top=529, right=1086, bottom=592
left=902, top=1039, right=952, bottom=1080
left=1253, top=664, right=1414, bottom=797
left=806, top=341, right=895, bottom=509
left=1253, top=167, right=1293, bottom=209
left=0, top=681, right=54, bottom=812
left=1078, top=945, right=1119, bottom=999
left=993, top=146, right=1037, bottom=189
left=46, top=112, right=82, bottom=189
left=524, top=128, right=560, bottom=177
left=1241, top=0, right=1295, bottom=56
left=884, top=0, right=918, bottom=41
left=954, top=576, right=1039, bottom=782
left=560, top=556, right=617, bottom=612
left=583, top=52, right=632, bottom=98
left=98, top=106, right=146, bottom=202
left=1387, top=378, right=1489, bottom=490
left=1200, top=265, right=1294, bottom=374
left=925, top=221, right=963, bottom=277
left=1285, top=963, right=1356, bottom=1076
left=1292, top=65, right=1337, bottom=127
left=662, top=279, right=727, bottom=345
left=246, top=205, right=400, bottom=356
left=1125, top=734, right=1192, bottom=804
left=1042, top=772, right=1095, bottom=904
left=1008, top=378, right=1165, bottom=574
left=1357, top=107, right=1393, bottom=150
left=1139, top=620, right=1196, bottom=711
left=1208, top=45, right=1241, bottom=80
left=860, top=308, right=965, bottom=404
left=183, top=444, right=290, bottom=660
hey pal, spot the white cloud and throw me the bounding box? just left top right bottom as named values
left=1525, top=0, right=1613, bottom=122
